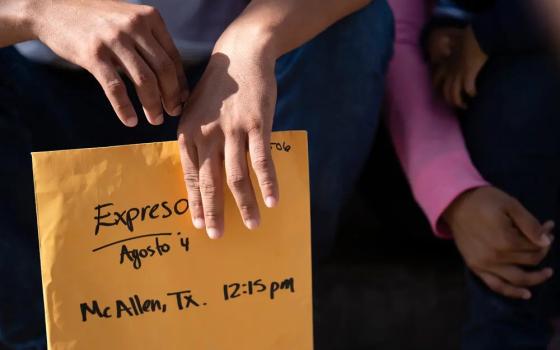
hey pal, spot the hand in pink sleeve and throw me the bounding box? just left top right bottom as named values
left=385, top=0, right=488, bottom=238
left=385, top=0, right=557, bottom=301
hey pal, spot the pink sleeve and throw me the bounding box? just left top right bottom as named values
left=385, top=0, right=490, bottom=238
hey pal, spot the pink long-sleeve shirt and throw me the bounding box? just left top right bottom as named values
left=385, top=0, right=489, bottom=238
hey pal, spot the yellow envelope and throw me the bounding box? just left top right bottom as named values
left=31, top=131, right=313, bottom=349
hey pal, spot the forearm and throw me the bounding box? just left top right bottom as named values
left=386, top=0, right=488, bottom=237
left=0, top=0, right=39, bottom=47
left=214, top=0, right=371, bottom=60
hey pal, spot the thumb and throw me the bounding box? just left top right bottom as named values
left=507, top=199, right=552, bottom=247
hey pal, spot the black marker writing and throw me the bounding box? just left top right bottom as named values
left=94, top=199, right=189, bottom=235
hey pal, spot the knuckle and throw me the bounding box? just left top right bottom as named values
left=533, top=251, right=547, bottom=265
left=136, top=70, right=157, bottom=90
left=525, top=274, right=540, bottom=285
left=238, top=203, right=255, bottom=216
left=177, top=125, right=197, bottom=141
left=200, top=123, right=218, bottom=139
left=203, top=209, right=220, bottom=222
left=490, top=283, right=505, bottom=294
left=246, top=119, right=263, bottom=133
left=199, top=178, right=217, bottom=197
left=177, top=130, right=187, bottom=143
left=153, top=58, right=175, bottom=76
left=89, top=39, right=106, bottom=60
left=495, top=238, right=513, bottom=253
left=139, top=5, right=159, bottom=18
left=501, top=289, right=515, bottom=298
left=223, top=127, right=241, bottom=139
left=199, top=123, right=222, bottom=139
left=258, top=177, right=276, bottom=189
left=189, top=204, right=202, bottom=215
left=104, top=27, right=127, bottom=48
left=537, top=249, right=549, bottom=261
left=105, top=78, right=126, bottom=95
left=478, top=252, right=497, bottom=267
left=124, top=12, right=145, bottom=31
left=188, top=196, right=202, bottom=208
left=112, top=100, right=133, bottom=113
left=227, top=173, right=247, bottom=191
left=491, top=248, right=505, bottom=262
left=494, top=245, right=508, bottom=256
left=469, top=257, right=489, bottom=272
left=525, top=255, right=543, bottom=267
left=251, top=155, right=271, bottom=172
left=512, top=274, right=529, bottom=286
left=183, top=172, right=199, bottom=188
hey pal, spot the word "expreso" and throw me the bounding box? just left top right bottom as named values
left=94, top=199, right=189, bottom=235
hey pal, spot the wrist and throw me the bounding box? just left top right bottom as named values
left=213, top=20, right=279, bottom=66
left=17, top=0, right=43, bottom=41
left=1, top=0, right=42, bottom=43
left=442, top=187, right=476, bottom=226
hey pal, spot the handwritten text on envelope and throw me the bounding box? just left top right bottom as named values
left=32, top=131, right=313, bottom=349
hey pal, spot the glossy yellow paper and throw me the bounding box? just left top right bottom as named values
left=31, top=131, right=312, bottom=350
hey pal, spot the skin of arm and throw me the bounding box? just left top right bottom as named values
left=177, top=0, right=372, bottom=238
left=215, top=0, right=371, bottom=59
left=0, top=0, right=36, bottom=47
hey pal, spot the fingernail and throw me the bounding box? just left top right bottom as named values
left=154, top=113, right=163, bottom=125
left=541, top=234, right=552, bottom=246
left=546, top=268, right=555, bottom=277
left=244, top=218, right=259, bottom=230
left=207, top=227, right=222, bottom=239
left=265, top=196, right=277, bottom=208
left=522, top=291, right=532, bottom=300
left=171, top=105, right=182, bottom=116
left=125, top=116, right=138, bottom=127
left=193, top=217, right=205, bottom=229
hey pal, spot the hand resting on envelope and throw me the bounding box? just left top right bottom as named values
left=177, top=45, right=279, bottom=239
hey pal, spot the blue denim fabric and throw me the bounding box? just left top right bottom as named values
left=0, top=2, right=393, bottom=348
left=432, top=0, right=472, bottom=23
left=273, top=0, right=394, bottom=258
left=461, top=54, right=560, bottom=350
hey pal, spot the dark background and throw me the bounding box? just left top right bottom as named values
left=313, top=124, right=466, bottom=350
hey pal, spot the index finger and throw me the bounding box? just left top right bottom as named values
left=149, top=13, right=189, bottom=102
